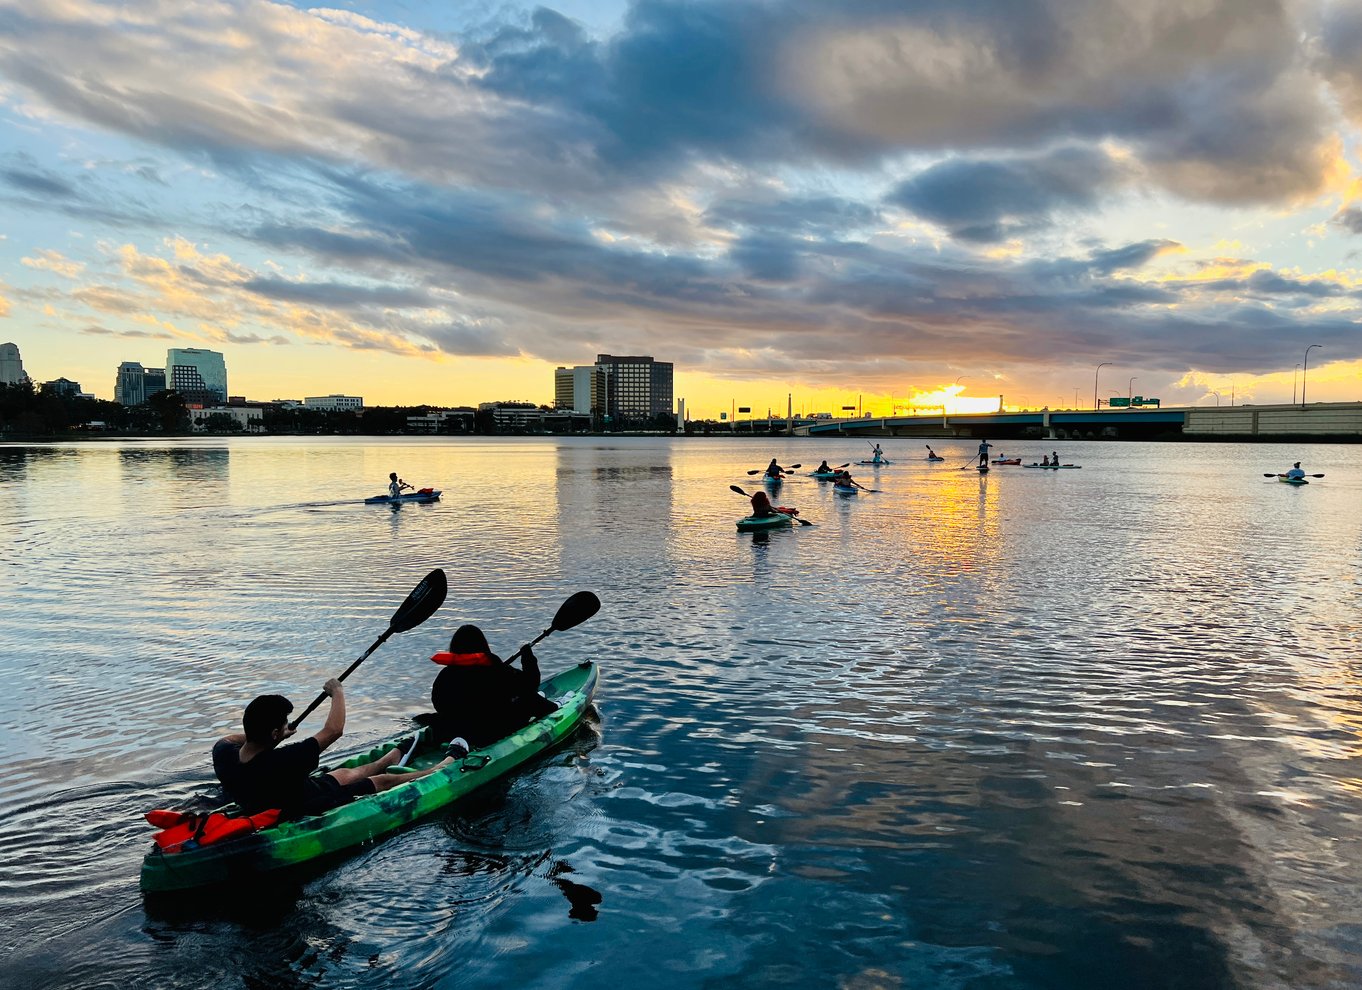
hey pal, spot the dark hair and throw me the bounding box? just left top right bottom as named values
left=389, top=472, right=397, bottom=480
left=243, top=694, right=293, bottom=744
left=448, top=624, right=491, bottom=654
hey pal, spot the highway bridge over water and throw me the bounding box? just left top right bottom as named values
left=777, top=402, right=1362, bottom=441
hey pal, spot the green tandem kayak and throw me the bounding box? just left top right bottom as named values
left=140, top=662, right=599, bottom=893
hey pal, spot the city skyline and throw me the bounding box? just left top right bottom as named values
left=2, top=1, right=1362, bottom=419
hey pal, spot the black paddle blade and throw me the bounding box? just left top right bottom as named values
left=389, top=568, right=447, bottom=634
left=730, top=484, right=749, bottom=496
left=552, top=591, right=601, bottom=632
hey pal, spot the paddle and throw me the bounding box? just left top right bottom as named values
left=502, top=591, right=602, bottom=666
left=745, top=464, right=802, bottom=475
left=1262, top=473, right=1325, bottom=478
left=288, top=568, right=449, bottom=730
left=729, top=484, right=813, bottom=525
left=836, top=477, right=880, bottom=493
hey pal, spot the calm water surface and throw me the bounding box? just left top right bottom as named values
left=1, top=436, right=1360, bottom=989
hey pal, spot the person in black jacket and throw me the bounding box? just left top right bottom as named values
left=427, top=625, right=557, bottom=748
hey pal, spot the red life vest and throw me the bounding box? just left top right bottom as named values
left=430, top=651, right=495, bottom=666
left=145, top=807, right=282, bottom=851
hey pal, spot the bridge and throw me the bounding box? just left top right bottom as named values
left=791, top=402, right=1362, bottom=440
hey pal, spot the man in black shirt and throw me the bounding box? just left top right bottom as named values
left=213, top=678, right=452, bottom=819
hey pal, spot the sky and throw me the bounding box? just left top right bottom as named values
left=1, top=0, right=1361, bottom=418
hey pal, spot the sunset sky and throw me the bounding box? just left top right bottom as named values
left=2, top=0, right=1361, bottom=417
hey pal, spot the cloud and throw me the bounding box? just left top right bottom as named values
left=21, top=249, right=85, bottom=278
left=1333, top=207, right=1362, bottom=235
left=888, top=147, right=1129, bottom=242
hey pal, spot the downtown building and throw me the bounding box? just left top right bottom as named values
left=167, top=348, right=228, bottom=405
left=554, top=365, right=605, bottom=415
left=1, top=342, right=26, bottom=385
left=594, top=353, right=673, bottom=427
left=114, top=361, right=166, bottom=406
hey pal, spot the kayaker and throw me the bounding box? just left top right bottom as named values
left=388, top=472, right=412, bottom=499
left=815, top=460, right=832, bottom=473
left=427, top=625, right=559, bottom=748
left=977, top=439, right=992, bottom=467
left=212, top=679, right=455, bottom=820
left=1286, top=462, right=1306, bottom=480
left=764, top=458, right=784, bottom=479
left=925, top=446, right=938, bottom=460
left=870, top=443, right=884, bottom=464
left=1041, top=454, right=1050, bottom=466
left=750, top=489, right=779, bottom=518
left=1051, top=451, right=1060, bottom=466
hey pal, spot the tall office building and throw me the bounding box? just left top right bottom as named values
left=115, top=361, right=145, bottom=405
left=554, top=365, right=604, bottom=415
left=0, top=342, right=26, bottom=385
left=116, top=361, right=168, bottom=405
left=595, top=353, right=673, bottom=424
left=166, top=348, right=227, bottom=404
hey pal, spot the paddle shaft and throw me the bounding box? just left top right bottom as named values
left=290, top=628, right=393, bottom=729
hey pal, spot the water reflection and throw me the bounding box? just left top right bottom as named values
left=2, top=438, right=1362, bottom=988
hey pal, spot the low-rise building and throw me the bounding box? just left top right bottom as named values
left=304, top=394, right=364, bottom=411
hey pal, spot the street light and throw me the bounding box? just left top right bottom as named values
left=1093, top=362, right=1111, bottom=411
left=1302, top=344, right=1321, bottom=409
left=1292, top=364, right=1300, bottom=405
left=1211, top=390, right=1220, bottom=406
left=1128, top=377, right=1138, bottom=401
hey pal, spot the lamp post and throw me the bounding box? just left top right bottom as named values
left=1093, top=362, right=1111, bottom=411
left=1292, top=364, right=1300, bottom=405
left=1211, top=391, right=1220, bottom=406
left=1301, top=344, right=1321, bottom=409
left=1127, top=377, right=1137, bottom=401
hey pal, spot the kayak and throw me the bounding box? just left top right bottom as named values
left=1023, top=464, right=1081, bottom=469
left=857, top=460, right=891, bottom=466
left=990, top=458, right=1021, bottom=465
left=364, top=489, right=441, bottom=504
left=833, top=484, right=859, bottom=494
left=140, top=662, right=599, bottom=893
left=736, top=512, right=794, bottom=531
left=926, top=456, right=944, bottom=462
left=809, top=470, right=839, bottom=480
left=1278, top=476, right=1309, bottom=486
left=762, top=475, right=783, bottom=487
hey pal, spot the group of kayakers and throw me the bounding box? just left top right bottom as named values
left=213, top=626, right=554, bottom=820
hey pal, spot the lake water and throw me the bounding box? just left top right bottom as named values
left=1, top=436, right=1360, bottom=989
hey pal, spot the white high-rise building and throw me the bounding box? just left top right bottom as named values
left=554, top=365, right=603, bottom=415
left=0, top=342, right=26, bottom=385
left=166, top=348, right=227, bottom=403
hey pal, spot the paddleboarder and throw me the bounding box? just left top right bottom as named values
left=870, top=443, right=884, bottom=464
left=213, top=680, right=454, bottom=819
left=977, top=439, right=992, bottom=468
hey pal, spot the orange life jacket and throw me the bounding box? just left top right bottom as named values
left=430, top=651, right=495, bottom=666
left=145, top=807, right=282, bottom=851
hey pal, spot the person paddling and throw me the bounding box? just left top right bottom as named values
left=213, top=679, right=454, bottom=820
left=1041, top=454, right=1050, bottom=466
left=815, top=460, right=832, bottom=473
left=388, top=472, right=412, bottom=499
left=926, top=446, right=939, bottom=460
left=764, top=458, right=785, bottom=479
left=1285, top=462, right=1306, bottom=480
left=977, top=439, right=993, bottom=468
left=870, top=443, right=884, bottom=464
left=426, top=625, right=558, bottom=749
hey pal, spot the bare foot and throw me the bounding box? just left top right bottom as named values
left=375, top=747, right=403, bottom=771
